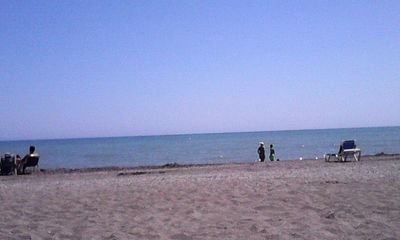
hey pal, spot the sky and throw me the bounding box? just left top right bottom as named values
left=1, top=0, right=399, bottom=140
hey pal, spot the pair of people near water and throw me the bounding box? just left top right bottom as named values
left=258, top=142, right=277, bottom=162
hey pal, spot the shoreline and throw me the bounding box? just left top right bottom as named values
left=19, top=152, right=400, bottom=175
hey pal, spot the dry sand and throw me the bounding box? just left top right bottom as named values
left=0, top=155, right=399, bottom=240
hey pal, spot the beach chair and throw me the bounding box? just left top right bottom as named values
left=1, top=153, right=17, bottom=175
left=22, top=154, right=40, bottom=174
left=325, top=140, right=361, bottom=162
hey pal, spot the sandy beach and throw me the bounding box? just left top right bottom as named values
left=0, top=155, right=399, bottom=240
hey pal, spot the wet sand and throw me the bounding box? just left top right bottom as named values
left=0, top=155, right=399, bottom=239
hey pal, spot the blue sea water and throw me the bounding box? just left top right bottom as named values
left=0, top=127, right=399, bottom=169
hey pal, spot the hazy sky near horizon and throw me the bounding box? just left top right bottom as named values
left=1, top=0, right=399, bottom=140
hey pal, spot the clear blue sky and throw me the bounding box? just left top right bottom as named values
left=1, top=0, right=399, bottom=140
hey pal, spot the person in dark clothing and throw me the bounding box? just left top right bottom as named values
left=18, top=145, right=39, bottom=173
left=258, top=142, right=265, bottom=162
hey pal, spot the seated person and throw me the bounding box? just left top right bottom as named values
left=18, top=145, right=39, bottom=173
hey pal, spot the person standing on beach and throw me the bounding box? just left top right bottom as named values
left=269, top=144, right=276, bottom=161
left=258, top=142, right=265, bottom=162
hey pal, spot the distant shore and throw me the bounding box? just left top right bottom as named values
left=0, top=154, right=399, bottom=239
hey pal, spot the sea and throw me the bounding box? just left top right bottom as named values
left=0, top=126, right=399, bottom=169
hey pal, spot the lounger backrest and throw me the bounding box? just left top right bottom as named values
left=25, top=156, right=39, bottom=167
left=342, top=140, right=356, bottom=150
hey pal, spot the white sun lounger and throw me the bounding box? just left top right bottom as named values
left=325, top=140, right=361, bottom=162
